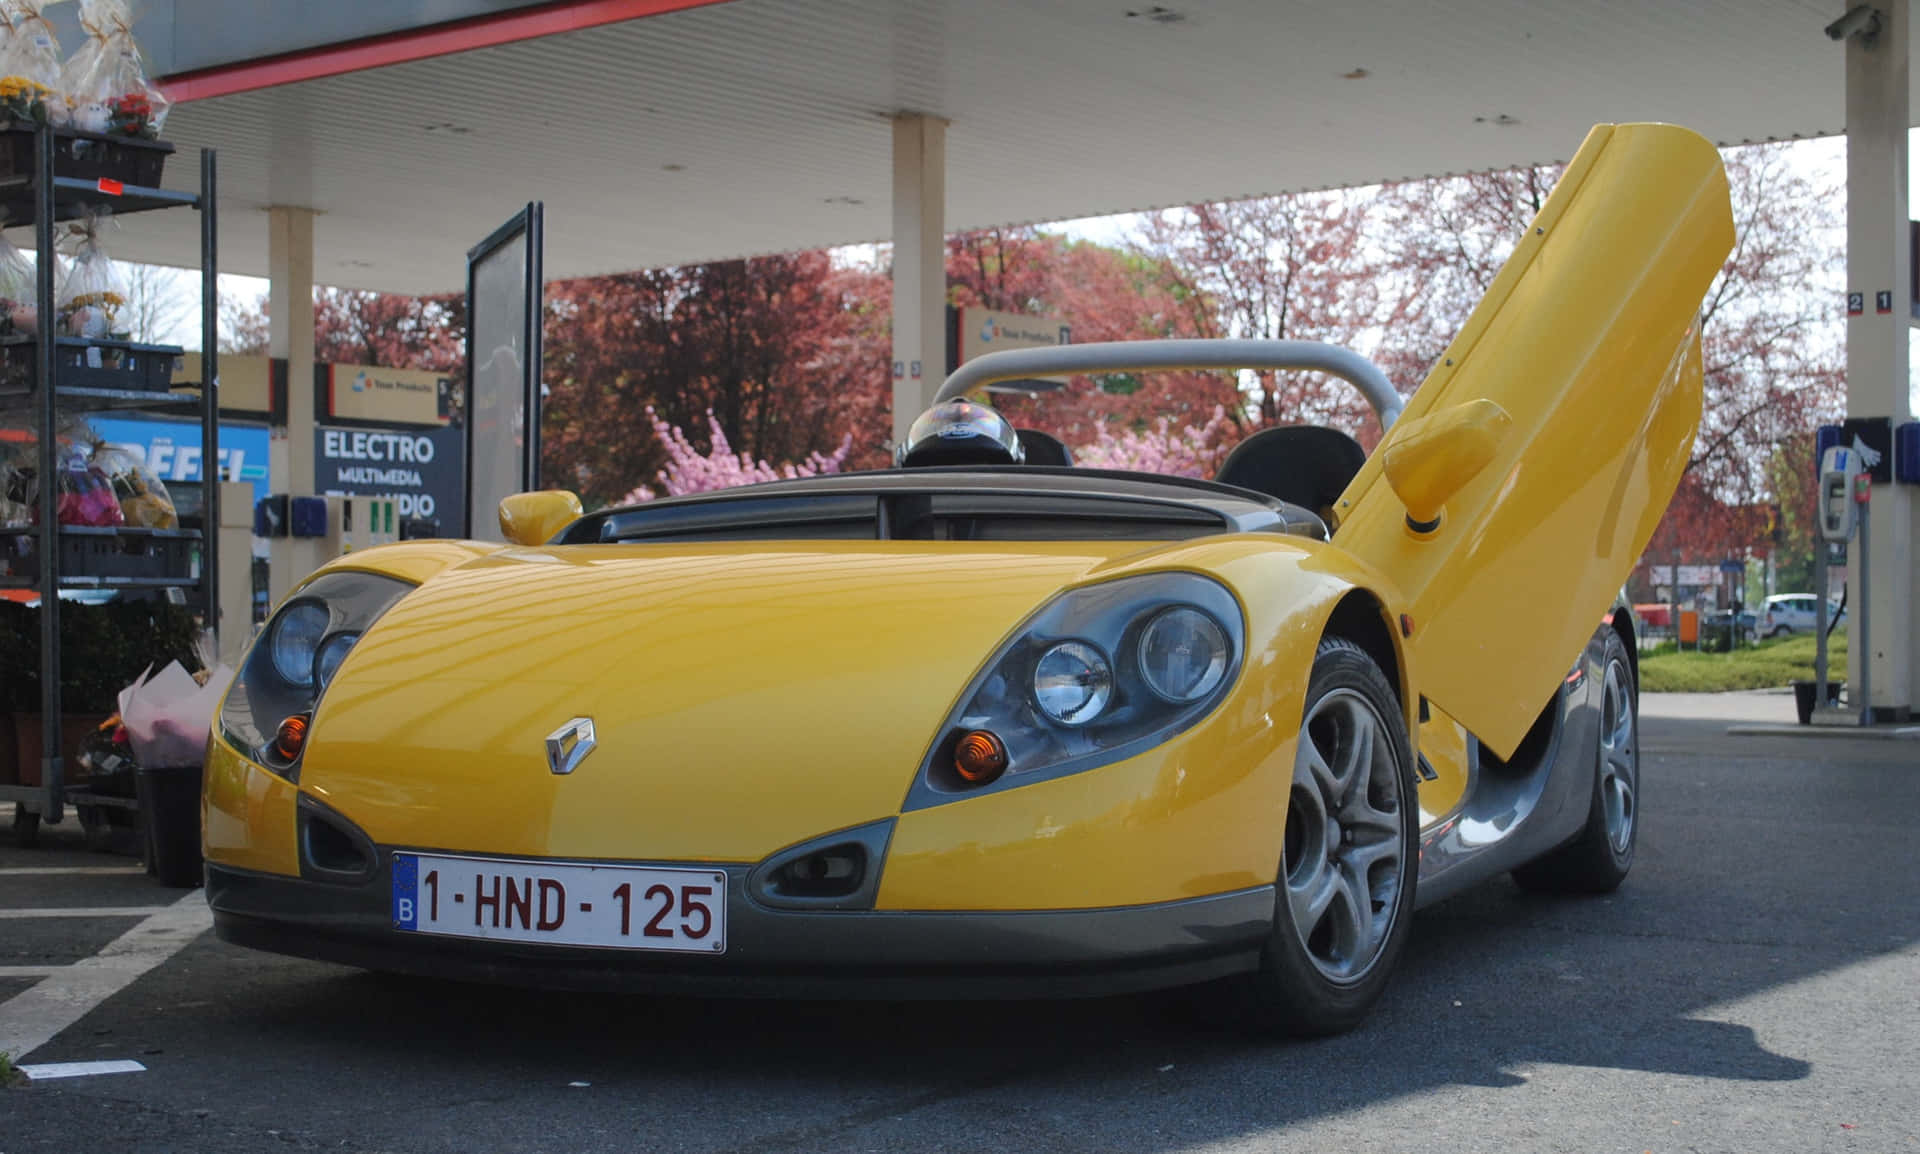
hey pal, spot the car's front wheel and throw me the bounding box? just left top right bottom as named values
left=1235, top=637, right=1418, bottom=1036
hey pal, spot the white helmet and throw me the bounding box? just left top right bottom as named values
left=895, top=400, right=1026, bottom=468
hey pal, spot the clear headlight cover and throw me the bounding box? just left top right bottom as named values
left=1032, top=641, right=1113, bottom=725
left=219, top=570, right=413, bottom=779
left=1137, top=607, right=1230, bottom=703
left=269, top=604, right=329, bottom=687
left=907, top=572, right=1243, bottom=809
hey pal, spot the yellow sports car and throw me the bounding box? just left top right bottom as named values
left=204, top=124, right=1732, bottom=1035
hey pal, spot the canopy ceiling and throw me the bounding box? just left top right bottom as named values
left=109, top=0, right=1903, bottom=294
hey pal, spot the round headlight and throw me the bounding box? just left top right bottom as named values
left=270, top=604, right=330, bottom=688
left=314, top=631, right=361, bottom=691
left=1033, top=640, right=1113, bottom=726
left=1137, top=607, right=1230, bottom=703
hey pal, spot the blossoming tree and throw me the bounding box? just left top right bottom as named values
left=620, top=408, right=852, bottom=503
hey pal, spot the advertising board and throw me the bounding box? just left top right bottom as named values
left=315, top=423, right=465, bottom=527
left=91, top=416, right=271, bottom=505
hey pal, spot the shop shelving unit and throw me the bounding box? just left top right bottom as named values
left=0, top=124, right=217, bottom=839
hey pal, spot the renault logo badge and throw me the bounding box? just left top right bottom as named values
left=545, top=718, right=596, bottom=775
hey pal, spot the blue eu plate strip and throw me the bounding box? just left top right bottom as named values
left=391, top=853, right=418, bottom=930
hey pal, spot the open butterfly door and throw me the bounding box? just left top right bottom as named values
left=1331, top=124, right=1735, bottom=758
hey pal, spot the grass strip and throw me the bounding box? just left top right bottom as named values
left=1640, top=631, right=1849, bottom=694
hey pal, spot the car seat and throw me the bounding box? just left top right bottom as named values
left=1015, top=429, right=1074, bottom=467
left=1214, top=425, right=1368, bottom=521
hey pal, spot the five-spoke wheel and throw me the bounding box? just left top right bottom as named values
left=1284, top=687, right=1406, bottom=985
left=1237, top=637, right=1417, bottom=1036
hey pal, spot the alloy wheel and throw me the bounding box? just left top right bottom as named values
left=1283, top=688, right=1406, bottom=984
left=1598, top=656, right=1637, bottom=855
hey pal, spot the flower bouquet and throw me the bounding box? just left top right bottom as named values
left=0, top=230, right=36, bottom=337
left=0, top=75, right=51, bottom=124
left=61, top=0, right=167, bottom=139
left=106, top=90, right=154, bottom=138
left=57, top=208, right=128, bottom=342
left=0, top=1, right=61, bottom=126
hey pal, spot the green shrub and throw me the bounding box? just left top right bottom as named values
left=0, top=599, right=203, bottom=714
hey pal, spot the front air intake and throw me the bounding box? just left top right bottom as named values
left=747, top=819, right=894, bottom=911
left=297, top=795, right=378, bottom=884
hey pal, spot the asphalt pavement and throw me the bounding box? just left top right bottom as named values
left=1, top=693, right=1915, bottom=1153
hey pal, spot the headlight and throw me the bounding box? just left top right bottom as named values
left=1137, top=607, right=1229, bottom=703
left=220, top=570, right=413, bottom=779
left=269, top=604, right=329, bottom=687
left=1033, top=641, right=1112, bottom=725
left=906, top=572, right=1244, bottom=809
left=314, top=631, right=360, bottom=691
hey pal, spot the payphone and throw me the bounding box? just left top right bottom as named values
left=1818, top=444, right=1862, bottom=543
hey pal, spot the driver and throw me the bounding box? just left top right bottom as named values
left=895, top=400, right=1026, bottom=468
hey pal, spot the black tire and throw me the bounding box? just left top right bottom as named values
left=11, top=805, right=40, bottom=848
left=1769, top=626, right=1790, bottom=639
left=1233, top=637, right=1419, bottom=1036
left=1513, top=629, right=1638, bottom=894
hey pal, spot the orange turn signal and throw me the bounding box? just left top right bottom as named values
left=273, top=714, right=310, bottom=763
left=952, top=729, right=1009, bottom=785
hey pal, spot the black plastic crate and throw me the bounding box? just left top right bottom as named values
left=0, top=123, right=171, bottom=187
left=1, top=526, right=202, bottom=584
left=0, top=337, right=183, bottom=394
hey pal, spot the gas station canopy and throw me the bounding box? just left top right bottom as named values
left=108, top=0, right=1917, bottom=294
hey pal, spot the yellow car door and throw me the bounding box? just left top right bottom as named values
left=1331, top=123, right=1734, bottom=758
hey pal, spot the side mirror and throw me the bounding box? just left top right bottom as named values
left=498, top=490, right=583, bottom=546
left=1381, top=399, right=1512, bottom=534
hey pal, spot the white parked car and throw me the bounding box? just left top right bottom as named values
left=1759, top=594, right=1843, bottom=638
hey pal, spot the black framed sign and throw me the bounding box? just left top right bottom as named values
left=464, top=202, right=544, bottom=539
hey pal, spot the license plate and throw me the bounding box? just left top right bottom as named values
left=392, top=853, right=726, bottom=954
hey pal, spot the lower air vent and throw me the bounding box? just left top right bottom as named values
left=297, top=795, right=378, bottom=883
left=773, top=847, right=865, bottom=899
left=747, top=819, right=895, bottom=911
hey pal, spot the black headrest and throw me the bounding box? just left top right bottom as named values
left=1015, top=428, right=1074, bottom=467
left=1214, top=425, right=1368, bottom=514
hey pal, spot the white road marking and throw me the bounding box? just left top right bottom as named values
left=19, top=1059, right=146, bottom=1080
left=0, top=907, right=170, bottom=920
left=0, top=966, right=60, bottom=979
left=0, top=867, right=147, bottom=877
left=0, top=891, right=210, bottom=1061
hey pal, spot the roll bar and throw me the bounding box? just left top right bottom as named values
left=933, top=339, right=1404, bottom=429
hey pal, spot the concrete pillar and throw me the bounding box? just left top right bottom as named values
left=216, top=480, right=255, bottom=665
left=891, top=114, right=947, bottom=447
left=268, top=205, right=317, bottom=606
left=1842, top=0, right=1914, bottom=720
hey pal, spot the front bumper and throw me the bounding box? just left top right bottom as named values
left=207, top=859, right=1273, bottom=999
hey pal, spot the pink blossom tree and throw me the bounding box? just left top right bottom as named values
left=1071, top=406, right=1239, bottom=478
left=619, top=408, right=852, bottom=503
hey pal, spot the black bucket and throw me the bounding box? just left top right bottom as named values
left=1792, top=680, right=1845, bottom=725
left=136, top=763, right=204, bottom=888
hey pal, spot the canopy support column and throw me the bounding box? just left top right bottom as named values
left=1841, top=0, right=1914, bottom=721
left=268, top=205, right=317, bottom=606
left=891, top=114, right=946, bottom=448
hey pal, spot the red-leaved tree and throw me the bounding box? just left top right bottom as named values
left=542, top=253, right=891, bottom=507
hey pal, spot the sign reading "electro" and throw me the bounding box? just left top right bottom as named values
left=317, top=423, right=464, bottom=523
left=321, top=429, right=438, bottom=464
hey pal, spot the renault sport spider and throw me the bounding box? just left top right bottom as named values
left=203, top=123, right=1733, bottom=1034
